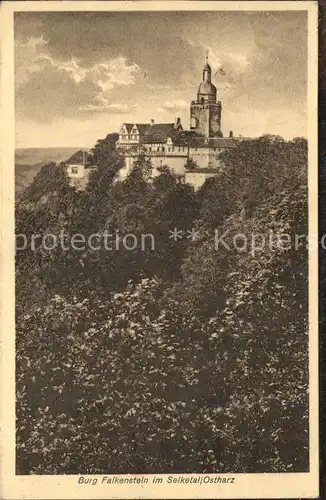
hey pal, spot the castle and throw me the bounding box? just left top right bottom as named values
left=66, top=58, right=238, bottom=190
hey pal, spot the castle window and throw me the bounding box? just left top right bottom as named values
left=71, top=166, right=79, bottom=174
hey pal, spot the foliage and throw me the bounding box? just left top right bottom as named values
left=180, top=135, right=308, bottom=312
left=16, top=276, right=307, bottom=474
left=19, top=162, right=71, bottom=204
left=90, top=133, right=119, bottom=165
left=185, top=158, right=198, bottom=170
left=15, top=135, right=309, bottom=474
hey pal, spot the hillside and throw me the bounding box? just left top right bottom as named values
left=15, top=164, right=45, bottom=194
left=15, top=134, right=120, bottom=197
left=15, top=136, right=309, bottom=474
left=15, top=147, right=84, bottom=194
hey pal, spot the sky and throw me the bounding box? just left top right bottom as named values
left=15, top=10, right=308, bottom=148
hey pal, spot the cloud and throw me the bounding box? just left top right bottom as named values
left=16, top=36, right=139, bottom=89
left=52, top=57, right=88, bottom=84
left=15, top=13, right=203, bottom=87
left=157, top=99, right=189, bottom=114
left=224, top=106, right=306, bottom=140
left=225, top=52, right=250, bottom=72
left=79, top=100, right=135, bottom=115
left=90, top=59, right=139, bottom=91
left=15, top=36, right=49, bottom=87
left=193, top=43, right=251, bottom=80
left=15, top=36, right=140, bottom=120
left=106, top=103, right=135, bottom=113
left=14, top=11, right=308, bottom=145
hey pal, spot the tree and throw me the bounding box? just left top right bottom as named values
left=184, top=158, right=198, bottom=170
left=16, top=135, right=309, bottom=475
left=146, top=165, right=199, bottom=279
left=90, top=133, right=119, bottom=164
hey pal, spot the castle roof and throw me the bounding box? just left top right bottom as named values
left=190, top=137, right=237, bottom=148
left=122, top=123, right=151, bottom=135
left=172, top=132, right=236, bottom=149
left=197, top=80, right=217, bottom=97
left=136, top=124, right=151, bottom=135
left=122, top=123, right=134, bottom=133
left=173, top=130, right=196, bottom=145
left=65, top=150, right=93, bottom=166
left=142, top=122, right=183, bottom=143
left=197, top=57, right=217, bottom=101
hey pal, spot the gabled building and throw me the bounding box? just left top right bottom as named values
left=118, top=123, right=151, bottom=145
left=143, top=119, right=182, bottom=145
left=117, top=118, right=184, bottom=179
left=65, top=149, right=97, bottom=190
left=66, top=57, right=242, bottom=191
left=117, top=58, right=239, bottom=189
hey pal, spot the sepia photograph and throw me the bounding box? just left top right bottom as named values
left=1, top=1, right=319, bottom=499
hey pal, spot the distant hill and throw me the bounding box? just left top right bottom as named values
left=15, top=147, right=84, bottom=194
left=15, top=147, right=83, bottom=166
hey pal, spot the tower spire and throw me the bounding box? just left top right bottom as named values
left=203, top=53, right=211, bottom=82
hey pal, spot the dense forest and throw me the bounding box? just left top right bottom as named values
left=15, top=134, right=309, bottom=474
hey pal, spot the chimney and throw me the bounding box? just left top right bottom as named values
left=150, top=119, right=154, bottom=125
left=229, top=130, right=233, bottom=138
left=174, top=116, right=181, bottom=128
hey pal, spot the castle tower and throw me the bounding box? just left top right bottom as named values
left=190, top=56, right=223, bottom=138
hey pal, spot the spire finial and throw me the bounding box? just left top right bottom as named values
left=206, top=50, right=208, bottom=63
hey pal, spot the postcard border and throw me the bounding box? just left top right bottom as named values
left=1, top=1, right=319, bottom=499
